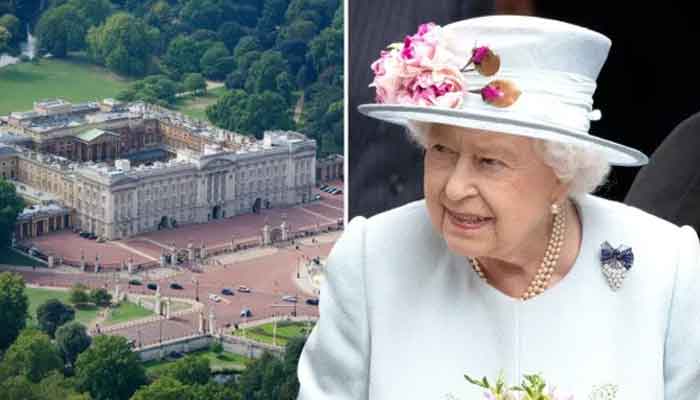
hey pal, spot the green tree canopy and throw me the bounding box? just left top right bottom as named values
left=0, top=13, right=20, bottom=48
left=183, top=73, right=206, bottom=96
left=0, top=272, right=28, bottom=350
left=161, top=354, right=210, bottom=386
left=163, top=34, right=208, bottom=79
left=0, top=178, right=25, bottom=249
left=75, top=335, right=147, bottom=400
left=68, top=283, right=90, bottom=306
left=89, top=287, right=112, bottom=307
left=206, top=90, right=293, bottom=139
left=117, top=74, right=178, bottom=106
left=36, top=298, right=75, bottom=337
left=55, top=321, right=91, bottom=367
left=244, top=50, right=289, bottom=93
left=87, top=12, right=153, bottom=76
left=130, top=376, right=190, bottom=400
left=0, top=25, right=9, bottom=51
left=0, top=328, right=63, bottom=383
left=35, top=4, right=86, bottom=57
left=199, top=41, right=230, bottom=80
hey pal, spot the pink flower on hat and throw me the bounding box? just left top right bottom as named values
left=370, top=22, right=466, bottom=108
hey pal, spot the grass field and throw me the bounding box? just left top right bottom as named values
left=0, top=248, right=40, bottom=267
left=171, top=86, right=227, bottom=122
left=143, top=349, right=249, bottom=374
left=232, top=320, right=313, bottom=347
left=103, top=301, right=154, bottom=325
left=25, top=287, right=99, bottom=326
left=0, top=57, right=131, bottom=115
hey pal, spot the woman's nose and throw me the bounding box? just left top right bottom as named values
left=444, top=159, right=478, bottom=201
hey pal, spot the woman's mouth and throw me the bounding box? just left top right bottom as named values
left=446, top=210, right=494, bottom=231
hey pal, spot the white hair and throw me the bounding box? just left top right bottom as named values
left=406, top=121, right=610, bottom=196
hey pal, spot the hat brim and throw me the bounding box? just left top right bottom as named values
left=358, top=103, right=648, bottom=167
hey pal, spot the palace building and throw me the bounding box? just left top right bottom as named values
left=0, top=98, right=317, bottom=240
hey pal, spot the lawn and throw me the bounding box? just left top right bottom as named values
left=170, top=86, right=227, bottom=122
left=25, top=287, right=99, bottom=326
left=0, top=248, right=40, bottom=267
left=103, top=301, right=154, bottom=326
left=0, top=57, right=131, bottom=115
left=143, top=349, right=249, bottom=374
left=232, top=320, right=313, bottom=347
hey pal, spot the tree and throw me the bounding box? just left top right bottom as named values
left=0, top=14, right=20, bottom=48
left=183, top=73, right=206, bottom=96
left=0, top=375, right=42, bottom=400
left=86, top=12, right=152, bottom=76
left=89, top=287, right=111, bottom=306
left=207, top=90, right=293, bottom=139
left=130, top=376, right=191, bottom=400
left=68, top=0, right=112, bottom=28
left=255, top=0, right=287, bottom=48
left=162, top=354, right=210, bottom=385
left=232, top=35, right=260, bottom=62
left=0, top=272, right=28, bottom=350
left=35, top=4, right=86, bottom=57
left=0, top=179, right=24, bottom=249
left=36, top=298, right=75, bottom=337
left=217, top=21, right=246, bottom=52
left=189, top=382, right=240, bottom=400
left=69, top=283, right=90, bottom=306
left=117, top=75, right=178, bottom=106
left=55, top=321, right=91, bottom=367
left=0, top=328, right=63, bottom=382
left=244, top=50, right=290, bottom=94
left=75, top=335, right=147, bottom=400
left=162, top=35, right=207, bottom=79
left=199, top=42, right=230, bottom=80
left=0, top=25, right=9, bottom=51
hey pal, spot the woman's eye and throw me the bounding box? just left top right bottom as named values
left=479, top=157, right=504, bottom=168
left=432, top=144, right=451, bottom=153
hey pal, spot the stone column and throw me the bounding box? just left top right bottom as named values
left=48, top=255, right=54, bottom=268
left=155, top=288, right=162, bottom=315
left=94, top=254, right=101, bottom=272
left=159, top=249, right=166, bottom=267
left=114, top=285, right=120, bottom=302
left=80, top=249, right=86, bottom=272
left=281, top=220, right=288, bottom=241
left=208, top=309, right=216, bottom=335
left=262, top=223, right=270, bottom=245
left=188, top=242, right=194, bottom=262
left=200, top=241, right=207, bottom=258
left=198, top=311, right=204, bottom=333
left=127, top=257, right=134, bottom=274
left=165, top=297, right=172, bottom=319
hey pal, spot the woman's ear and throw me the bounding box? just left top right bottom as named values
left=550, top=178, right=571, bottom=206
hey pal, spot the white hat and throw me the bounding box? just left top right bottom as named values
left=358, top=15, right=648, bottom=166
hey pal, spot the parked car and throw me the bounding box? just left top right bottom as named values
left=319, top=184, right=328, bottom=190
left=282, top=295, right=298, bottom=303
left=168, top=350, right=184, bottom=359
left=221, top=288, right=234, bottom=296
left=88, top=233, right=97, bottom=240
left=147, top=283, right=158, bottom=290
left=170, top=283, right=183, bottom=290
left=240, top=308, right=252, bottom=317
left=209, top=293, right=222, bottom=302
left=305, top=298, right=319, bottom=306
left=333, top=189, right=343, bottom=195
left=79, top=231, right=90, bottom=238
left=237, top=285, right=251, bottom=293
left=313, top=194, right=322, bottom=200
left=128, top=279, right=142, bottom=286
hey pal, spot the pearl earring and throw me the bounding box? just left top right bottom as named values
left=551, top=203, right=561, bottom=215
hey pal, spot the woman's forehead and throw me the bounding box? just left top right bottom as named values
left=428, top=124, right=533, bottom=154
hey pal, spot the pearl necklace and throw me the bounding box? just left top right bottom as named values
left=469, top=209, right=566, bottom=301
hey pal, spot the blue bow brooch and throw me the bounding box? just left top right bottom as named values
left=600, top=241, right=634, bottom=291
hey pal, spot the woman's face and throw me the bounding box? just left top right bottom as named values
left=424, top=123, right=567, bottom=260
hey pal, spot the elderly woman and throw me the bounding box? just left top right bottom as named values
left=297, top=15, right=700, bottom=399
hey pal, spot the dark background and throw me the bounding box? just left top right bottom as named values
left=349, top=0, right=700, bottom=220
